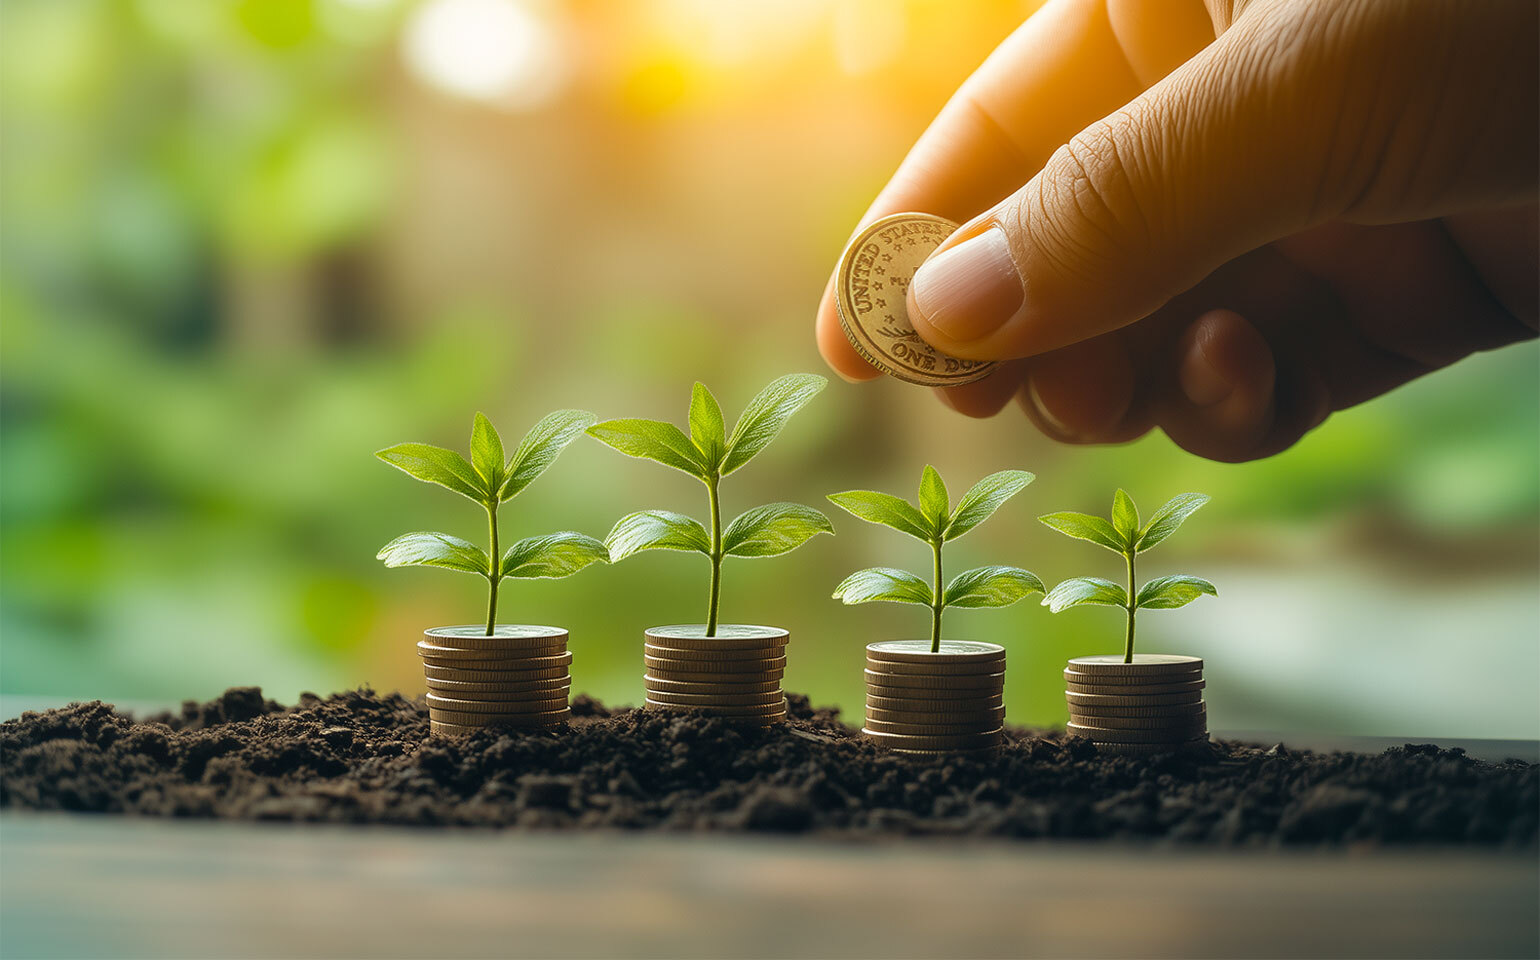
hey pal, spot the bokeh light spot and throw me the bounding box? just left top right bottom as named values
left=403, top=0, right=568, bottom=111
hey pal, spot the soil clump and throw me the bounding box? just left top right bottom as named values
left=2, top=687, right=1534, bottom=845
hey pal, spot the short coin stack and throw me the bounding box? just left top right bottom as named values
left=1063, top=654, right=1208, bottom=755
left=863, top=640, right=1005, bottom=754
left=643, top=625, right=788, bottom=726
left=419, top=626, right=572, bottom=737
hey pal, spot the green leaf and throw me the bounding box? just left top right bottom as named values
left=721, top=502, right=834, bottom=558
left=587, top=418, right=710, bottom=480
left=470, top=412, right=505, bottom=491
left=376, top=532, right=490, bottom=575
left=1041, top=577, right=1129, bottom=613
left=604, top=510, right=711, bottom=561
left=1039, top=512, right=1126, bottom=553
left=500, top=532, right=610, bottom=579
left=1135, top=493, right=1211, bottom=553
left=831, top=567, right=933, bottom=606
left=1135, top=574, right=1217, bottom=610
left=377, top=443, right=488, bottom=502
left=687, top=382, right=727, bottom=469
left=1111, top=489, right=1139, bottom=546
left=918, top=465, right=949, bottom=533
left=943, top=565, right=1045, bottom=608
left=827, top=490, right=933, bottom=542
left=720, top=373, right=827, bottom=476
left=500, top=409, right=597, bottom=500
left=945, top=470, right=1035, bottom=541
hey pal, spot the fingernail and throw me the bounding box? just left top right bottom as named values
left=1179, top=340, right=1231, bottom=407
left=910, top=226, right=1024, bottom=342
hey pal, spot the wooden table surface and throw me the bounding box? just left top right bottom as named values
left=2, top=813, right=1535, bottom=959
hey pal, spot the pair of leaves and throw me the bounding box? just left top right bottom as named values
left=378, top=409, right=596, bottom=504
left=588, top=374, right=827, bottom=481
left=832, top=565, right=1045, bottom=609
left=377, top=530, right=609, bottom=580
left=1040, top=491, right=1209, bottom=555
left=605, top=503, right=833, bottom=562
left=829, top=467, right=1036, bottom=544
left=1041, top=574, right=1217, bottom=612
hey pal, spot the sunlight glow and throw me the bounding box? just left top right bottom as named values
left=832, top=0, right=907, bottom=76
left=403, top=0, right=567, bottom=111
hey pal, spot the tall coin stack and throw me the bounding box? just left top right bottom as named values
left=863, top=640, right=1006, bottom=754
left=419, top=626, right=573, bottom=737
left=1063, top=654, right=1208, bottom=755
left=643, top=625, right=789, bottom=725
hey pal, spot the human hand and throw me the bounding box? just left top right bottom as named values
left=815, top=0, right=1538, bottom=462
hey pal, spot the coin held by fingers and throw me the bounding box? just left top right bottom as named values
left=835, top=212, right=998, bottom=387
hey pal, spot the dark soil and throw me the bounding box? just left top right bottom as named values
left=2, top=687, right=1535, bottom=846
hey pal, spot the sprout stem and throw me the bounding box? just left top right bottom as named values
left=485, top=501, right=500, bottom=636
left=1122, top=549, right=1136, bottom=663
left=930, top=539, right=943, bottom=653
left=706, top=476, right=722, bottom=637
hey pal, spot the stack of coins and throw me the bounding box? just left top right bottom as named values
left=643, top=625, right=788, bottom=726
left=419, top=626, right=572, bottom=737
left=863, top=640, right=1005, bottom=754
left=1063, top=654, right=1208, bottom=755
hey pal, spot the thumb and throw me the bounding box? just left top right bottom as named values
left=904, top=0, right=1536, bottom=360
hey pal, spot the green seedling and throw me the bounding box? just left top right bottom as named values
left=1040, top=491, right=1216, bottom=663
left=588, top=374, right=834, bottom=637
left=829, top=466, right=1044, bottom=652
left=376, top=410, right=608, bottom=635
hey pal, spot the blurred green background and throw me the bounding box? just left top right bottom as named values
left=2, top=0, right=1536, bottom=739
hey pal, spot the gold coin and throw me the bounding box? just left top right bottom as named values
left=421, top=664, right=571, bottom=682
left=643, top=642, right=786, bottom=661
left=425, top=677, right=571, bottom=695
left=1066, top=721, right=1209, bottom=743
left=1065, top=655, right=1203, bottom=676
left=892, top=745, right=999, bottom=758
left=643, top=626, right=789, bottom=650
left=418, top=643, right=573, bottom=666
left=426, top=693, right=569, bottom=714
left=864, top=705, right=1005, bottom=725
left=1066, top=690, right=1203, bottom=707
left=417, top=656, right=567, bottom=672
left=642, top=676, right=782, bottom=695
left=866, top=683, right=1007, bottom=701
left=422, top=626, right=568, bottom=652
left=863, top=669, right=1003, bottom=690
left=1063, top=668, right=1201, bottom=686
left=644, top=698, right=786, bottom=717
left=864, top=657, right=1005, bottom=677
left=429, top=708, right=570, bottom=727
left=862, top=718, right=1000, bottom=736
left=864, top=640, right=1005, bottom=665
left=866, top=692, right=1004, bottom=711
left=1066, top=679, right=1206, bottom=696
left=646, top=668, right=785, bottom=686
left=1095, top=737, right=1209, bottom=756
left=429, top=720, right=479, bottom=736
left=645, top=654, right=788, bottom=674
left=835, top=213, right=997, bottom=386
left=1067, top=710, right=1206, bottom=730
left=644, top=689, right=786, bottom=707
left=1070, top=700, right=1206, bottom=719
left=862, top=727, right=1003, bottom=750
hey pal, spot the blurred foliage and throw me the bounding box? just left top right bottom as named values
left=2, top=0, right=1535, bottom=738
